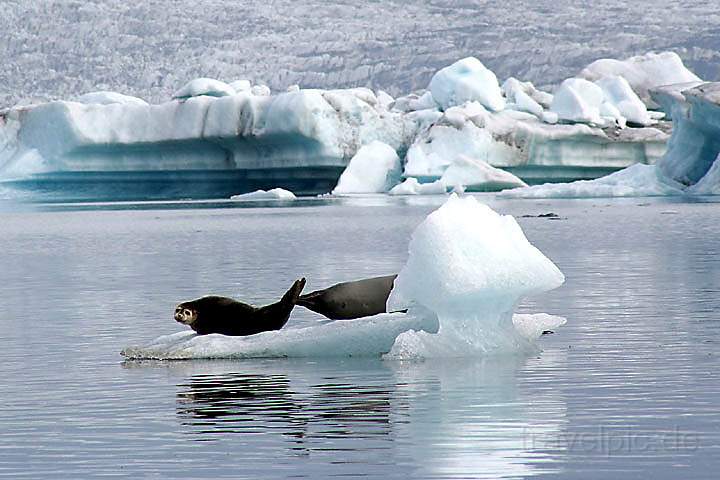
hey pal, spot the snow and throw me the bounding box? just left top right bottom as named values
left=439, top=155, right=527, bottom=192
left=75, top=91, right=149, bottom=106
left=500, top=164, right=684, bottom=198
left=429, top=57, right=505, bottom=112
left=122, top=195, right=565, bottom=360
left=388, top=178, right=448, bottom=196
left=332, top=141, right=401, bottom=194
left=172, top=78, right=236, bottom=99
left=385, top=194, right=565, bottom=359
left=579, top=52, right=701, bottom=108
left=230, top=188, right=297, bottom=201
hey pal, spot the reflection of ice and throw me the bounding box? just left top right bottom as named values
left=125, top=348, right=568, bottom=478
left=390, top=354, right=568, bottom=478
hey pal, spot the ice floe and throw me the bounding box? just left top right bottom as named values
left=123, top=195, right=565, bottom=360
left=230, top=188, right=297, bottom=201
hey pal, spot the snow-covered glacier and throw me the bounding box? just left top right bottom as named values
left=122, top=195, right=565, bottom=360
left=1, top=50, right=703, bottom=199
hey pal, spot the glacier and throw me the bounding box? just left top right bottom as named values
left=1, top=50, right=705, bottom=199
left=122, top=195, right=565, bottom=360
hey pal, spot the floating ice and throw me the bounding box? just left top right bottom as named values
left=251, top=85, right=271, bottom=97
left=172, top=78, right=236, bottom=99
left=332, top=141, right=401, bottom=194
left=230, top=188, right=297, bottom=201
left=500, top=164, right=684, bottom=198
left=385, top=194, right=565, bottom=359
left=502, top=77, right=553, bottom=109
left=429, top=57, right=505, bottom=112
left=439, top=155, right=527, bottom=192
left=75, top=91, right=149, bottom=106
left=123, top=196, right=565, bottom=360
left=579, top=52, right=701, bottom=108
left=388, top=178, right=448, bottom=195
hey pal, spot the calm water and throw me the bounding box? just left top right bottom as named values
left=1, top=195, right=719, bottom=479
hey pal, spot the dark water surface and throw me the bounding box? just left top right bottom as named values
left=1, top=195, right=719, bottom=479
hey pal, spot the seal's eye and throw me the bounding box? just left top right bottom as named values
left=184, top=309, right=193, bottom=317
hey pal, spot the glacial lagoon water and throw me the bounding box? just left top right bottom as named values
left=1, top=194, right=719, bottom=479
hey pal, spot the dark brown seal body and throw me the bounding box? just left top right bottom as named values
left=174, top=278, right=306, bottom=336
left=297, top=275, right=397, bottom=320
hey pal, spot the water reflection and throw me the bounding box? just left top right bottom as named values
left=126, top=355, right=568, bottom=478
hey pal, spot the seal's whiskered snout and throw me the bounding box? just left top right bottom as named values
left=174, top=305, right=196, bottom=325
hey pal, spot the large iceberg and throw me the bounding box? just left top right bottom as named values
left=122, top=195, right=565, bottom=360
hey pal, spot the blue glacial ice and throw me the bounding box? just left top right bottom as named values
left=122, top=195, right=565, bottom=360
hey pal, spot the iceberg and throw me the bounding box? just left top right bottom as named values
left=501, top=82, right=720, bottom=198
left=385, top=195, right=565, bottom=359
left=429, top=57, right=505, bottom=112
left=402, top=101, right=667, bottom=185
left=230, top=188, right=297, bottom=201
left=579, top=52, right=701, bottom=108
left=500, top=163, right=684, bottom=199
left=439, top=155, right=527, bottom=192
left=122, top=195, right=565, bottom=360
left=388, top=178, right=448, bottom=196
left=331, top=141, right=401, bottom=194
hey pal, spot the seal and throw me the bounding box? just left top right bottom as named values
left=174, top=278, right=306, bottom=336
left=297, top=275, right=397, bottom=320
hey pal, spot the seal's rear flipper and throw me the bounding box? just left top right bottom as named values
left=282, top=278, right=306, bottom=306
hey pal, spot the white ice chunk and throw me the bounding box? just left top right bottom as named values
left=409, top=91, right=438, bottom=111
left=439, top=155, right=527, bottom=191
left=385, top=194, right=565, bottom=359
left=332, top=140, right=401, bottom=194
left=230, top=188, right=297, bottom=201
left=429, top=57, right=505, bottom=112
left=595, top=76, right=652, bottom=126
left=388, top=178, right=448, bottom=195
left=502, top=77, right=552, bottom=109
left=75, top=91, right=149, bottom=106
left=229, top=79, right=252, bottom=92
left=251, top=85, right=271, bottom=96
left=579, top=52, right=701, bottom=108
left=500, top=164, right=684, bottom=198
left=172, top=78, right=236, bottom=99
left=376, top=90, right=395, bottom=109
left=550, top=78, right=604, bottom=125
left=286, top=84, right=300, bottom=92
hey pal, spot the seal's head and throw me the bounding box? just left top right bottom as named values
left=174, top=302, right=198, bottom=326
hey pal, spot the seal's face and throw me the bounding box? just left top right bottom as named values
left=174, top=304, right=198, bottom=326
